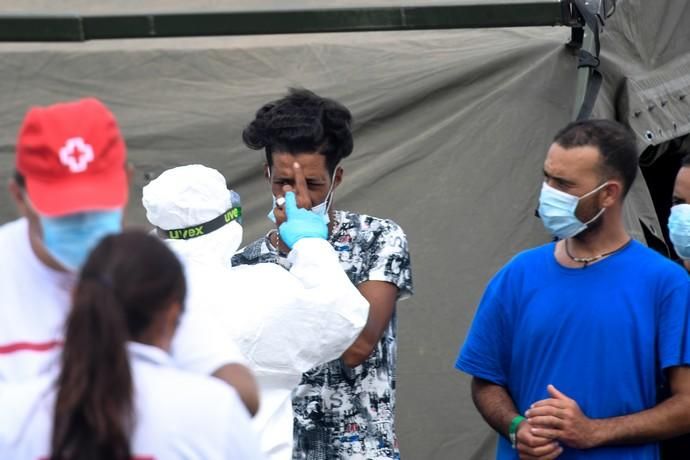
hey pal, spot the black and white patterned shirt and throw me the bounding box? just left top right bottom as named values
left=232, top=210, right=413, bottom=460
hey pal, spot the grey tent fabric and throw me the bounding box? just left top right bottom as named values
left=593, top=0, right=690, bottom=143
left=617, top=56, right=690, bottom=151
left=591, top=0, right=690, bottom=258
left=1, top=1, right=689, bottom=459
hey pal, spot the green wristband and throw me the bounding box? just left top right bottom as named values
left=509, top=415, right=526, bottom=449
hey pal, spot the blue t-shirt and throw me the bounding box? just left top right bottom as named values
left=456, top=241, right=690, bottom=460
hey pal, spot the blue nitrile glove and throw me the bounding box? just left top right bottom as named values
left=278, top=191, right=328, bottom=249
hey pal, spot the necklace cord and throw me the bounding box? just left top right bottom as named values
left=565, top=238, right=632, bottom=267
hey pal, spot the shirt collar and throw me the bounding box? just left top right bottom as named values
left=127, top=342, right=172, bottom=366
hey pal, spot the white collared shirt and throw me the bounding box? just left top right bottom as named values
left=0, top=342, right=265, bottom=460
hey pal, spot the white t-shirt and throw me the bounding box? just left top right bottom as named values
left=0, top=342, right=265, bottom=460
left=0, top=218, right=246, bottom=382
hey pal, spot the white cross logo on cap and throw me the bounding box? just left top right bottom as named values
left=58, top=137, right=95, bottom=173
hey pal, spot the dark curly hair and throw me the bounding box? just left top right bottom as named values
left=242, top=88, right=353, bottom=174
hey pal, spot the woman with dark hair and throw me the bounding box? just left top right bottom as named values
left=0, top=231, right=264, bottom=460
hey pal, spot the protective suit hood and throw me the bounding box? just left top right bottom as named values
left=142, top=164, right=242, bottom=267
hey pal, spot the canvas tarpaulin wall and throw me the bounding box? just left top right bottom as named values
left=1, top=1, right=689, bottom=458
left=591, top=0, right=690, bottom=253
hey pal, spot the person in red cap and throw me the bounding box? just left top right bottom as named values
left=0, top=98, right=259, bottom=415
left=12, top=97, right=128, bottom=272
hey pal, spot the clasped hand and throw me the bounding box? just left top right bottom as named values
left=516, top=384, right=598, bottom=460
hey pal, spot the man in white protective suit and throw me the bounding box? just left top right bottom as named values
left=142, top=164, right=370, bottom=460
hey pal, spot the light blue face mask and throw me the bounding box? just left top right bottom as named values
left=40, top=210, right=123, bottom=271
left=267, top=168, right=337, bottom=225
left=537, top=181, right=608, bottom=239
left=668, top=204, right=690, bottom=260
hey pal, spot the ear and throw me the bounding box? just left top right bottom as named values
left=126, top=162, right=134, bottom=186
left=263, top=162, right=271, bottom=182
left=333, top=166, right=344, bottom=190
left=601, top=181, right=623, bottom=207
left=168, top=301, right=183, bottom=332
left=160, top=300, right=183, bottom=351
left=8, top=179, right=29, bottom=216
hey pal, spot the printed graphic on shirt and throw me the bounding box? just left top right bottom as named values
left=233, top=210, right=413, bottom=460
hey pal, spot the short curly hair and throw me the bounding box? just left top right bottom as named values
left=242, top=88, right=353, bottom=174
left=553, top=119, right=638, bottom=196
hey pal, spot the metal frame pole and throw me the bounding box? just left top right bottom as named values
left=572, top=21, right=598, bottom=119
left=0, top=2, right=577, bottom=42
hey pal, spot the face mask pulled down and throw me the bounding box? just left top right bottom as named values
left=40, top=210, right=123, bottom=271
left=537, top=181, right=608, bottom=239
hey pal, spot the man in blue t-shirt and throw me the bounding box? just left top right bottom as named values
left=456, top=119, right=690, bottom=460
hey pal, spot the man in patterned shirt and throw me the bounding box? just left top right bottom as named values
left=233, top=88, right=414, bottom=460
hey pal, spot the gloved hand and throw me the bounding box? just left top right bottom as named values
left=278, top=191, right=328, bottom=249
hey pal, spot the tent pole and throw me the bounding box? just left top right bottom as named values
left=569, top=0, right=617, bottom=121
left=0, top=2, right=574, bottom=42
left=572, top=23, right=597, bottom=120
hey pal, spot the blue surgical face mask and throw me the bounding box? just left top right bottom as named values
left=668, top=204, right=690, bottom=260
left=267, top=167, right=337, bottom=224
left=40, top=210, right=123, bottom=271
left=537, top=181, right=608, bottom=239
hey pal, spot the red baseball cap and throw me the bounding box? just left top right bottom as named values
left=15, top=98, right=128, bottom=217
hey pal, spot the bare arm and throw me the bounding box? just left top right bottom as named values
left=528, top=367, right=690, bottom=449
left=212, top=363, right=260, bottom=416
left=341, top=280, right=397, bottom=368
left=472, top=377, right=562, bottom=459
left=595, top=366, right=690, bottom=444
left=472, top=377, right=520, bottom=438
